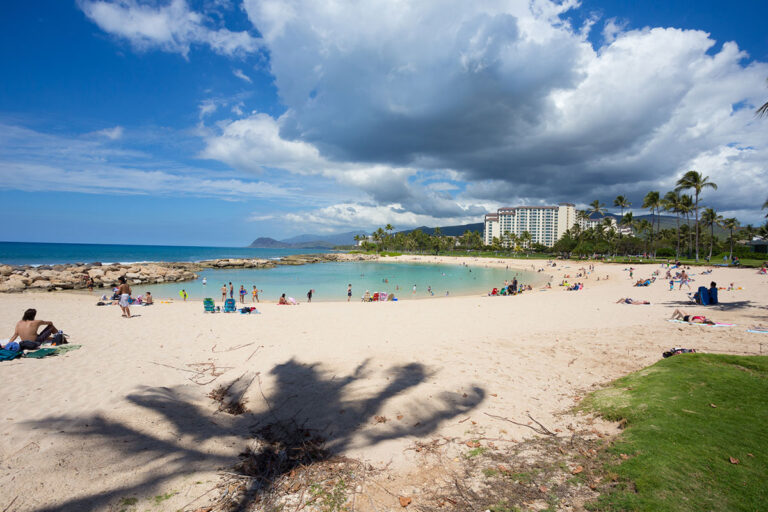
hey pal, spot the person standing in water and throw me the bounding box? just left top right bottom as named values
left=347, top=284, right=352, bottom=302
left=229, top=282, right=234, bottom=299
left=307, top=289, right=313, bottom=302
left=202, top=277, right=207, bottom=286
left=221, top=284, right=227, bottom=302
left=252, top=285, right=260, bottom=303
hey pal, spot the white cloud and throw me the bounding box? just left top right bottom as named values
left=233, top=68, right=252, bottom=82
left=202, top=0, right=768, bottom=225
left=0, top=123, right=293, bottom=200
left=79, top=0, right=260, bottom=58
left=91, top=125, right=124, bottom=140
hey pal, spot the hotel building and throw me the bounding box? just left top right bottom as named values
left=483, top=204, right=576, bottom=247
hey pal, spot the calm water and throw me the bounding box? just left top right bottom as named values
left=0, top=241, right=329, bottom=266
left=136, top=261, right=543, bottom=302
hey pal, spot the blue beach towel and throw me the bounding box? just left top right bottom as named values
left=696, top=286, right=710, bottom=305
left=0, top=348, right=22, bottom=362
left=709, top=287, right=719, bottom=304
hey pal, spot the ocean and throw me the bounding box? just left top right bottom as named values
left=0, top=241, right=328, bottom=266
left=0, top=241, right=544, bottom=302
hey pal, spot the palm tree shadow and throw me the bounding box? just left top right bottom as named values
left=23, top=358, right=484, bottom=511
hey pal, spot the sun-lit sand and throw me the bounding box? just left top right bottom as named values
left=1, top=258, right=766, bottom=511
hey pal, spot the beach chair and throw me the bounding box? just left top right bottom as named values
left=224, top=298, right=237, bottom=313
left=203, top=298, right=216, bottom=313
left=709, top=287, right=719, bottom=304
left=695, top=286, right=710, bottom=305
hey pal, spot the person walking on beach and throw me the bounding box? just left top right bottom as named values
left=252, top=285, right=260, bottom=303
left=347, top=284, right=352, bottom=302
left=307, top=289, right=313, bottom=302
left=117, top=276, right=132, bottom=318
left=229, top=282, right=234, bottom=299
left=221, top=284, right=227, bottom=302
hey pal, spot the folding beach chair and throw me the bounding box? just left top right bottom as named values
left=224, top=298, right=237, bottom=312
left=203, top=298, right=217, bottom=313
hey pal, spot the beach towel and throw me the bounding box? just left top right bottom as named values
left=54, top=344, right=82, bottom=354
left=746, top=329, right=768, bottom=334
left=24, top=348, right=58, bottom=359
left=668, top=319, right=735, bottom=327
left=0, top=349, right=22, bottom=362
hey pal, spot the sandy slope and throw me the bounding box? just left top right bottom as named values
left=0, top=259, right=765, bottom=511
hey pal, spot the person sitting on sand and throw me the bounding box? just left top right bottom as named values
left=616, top=298, right=650, bottom=305
left=670, top=309, right=715, bottom=325
left=278, top=294, right=288, bottom=305
left=144, top=292, right=154, bottom=305
left=3, top=308, right=62, bottom=348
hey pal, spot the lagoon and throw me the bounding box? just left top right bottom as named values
left=137, top=261, right=543, bottom=302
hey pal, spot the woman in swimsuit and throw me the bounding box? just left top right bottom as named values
left=670, top=309, right=715, bottom=325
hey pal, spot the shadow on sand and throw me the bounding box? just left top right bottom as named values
left=23, top=358, right=484, bottom=511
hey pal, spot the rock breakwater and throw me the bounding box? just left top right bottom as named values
left=0, top=253, right=376, bottom=293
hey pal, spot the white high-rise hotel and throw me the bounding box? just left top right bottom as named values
left=483, top=204, right=577, bottom=247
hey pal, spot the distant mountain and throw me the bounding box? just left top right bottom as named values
left=396, top=222, right=484, bottom=237
left=247, top=237, right=336, bottom=249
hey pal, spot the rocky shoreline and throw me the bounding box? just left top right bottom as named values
left=0, top=253, right=377, bottom=293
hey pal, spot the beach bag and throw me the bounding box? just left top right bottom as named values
left=51, top=332, right=68, bottom=346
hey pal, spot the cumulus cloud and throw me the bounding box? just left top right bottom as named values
left=195, top=0, right=768, bottom=226
left=79, top=0, right=260, bottom=58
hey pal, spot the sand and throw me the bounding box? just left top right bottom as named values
left=0, top=258, right=765, bottom=511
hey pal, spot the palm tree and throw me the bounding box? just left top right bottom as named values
left=758, top=79, right=768, bottom=117
left=576, top=210, right=591, bottom=237
left=676, top=170, right=717, bottom=261
left=519, top=231, right=532, bottom=255
left=722, top=218, right=739, bottom=260
left=642, top=191, right=661, bottom=257
left=700, top=208, right=723, bottom=260
left=589, top=200, right=607, bottom=217
left=613, top=195, right=631, bottom=218
left=620, top=212, right=634, bottom=233
left=385, top=223, right=394, bottom=238
left=678, top=194, right=694, bottom=257
left=662, top=191, right=683, bottom=259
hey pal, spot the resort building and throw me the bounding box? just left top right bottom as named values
left=483, top=204, right=576, bottom=247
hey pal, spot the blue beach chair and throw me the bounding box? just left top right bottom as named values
left=223, top=298, right=237, bottom=313
left=203, top=298, right=217, bottom=313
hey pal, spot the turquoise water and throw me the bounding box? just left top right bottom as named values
left=135, top=261, right=542, bottom=302
left=0, top=241, right=329, bottom=266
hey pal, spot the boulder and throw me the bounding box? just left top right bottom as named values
left=88, top=268, right=105, bottom=279
left=0, top=265, right=13, bottom=276
left=0, top=280, right=26, bottom=292
left=28, top=280, right=52, bottom=289
left=125, top=272, right=141, bottom=279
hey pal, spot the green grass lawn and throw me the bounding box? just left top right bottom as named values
left=583, top=354, right=768, bottom=511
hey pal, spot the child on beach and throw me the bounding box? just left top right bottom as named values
left=252, top=286, right=260, bottom=303
left=239, top=285, right=246, bottom=303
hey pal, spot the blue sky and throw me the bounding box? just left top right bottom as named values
left=1, top=0, right=766, bottom=246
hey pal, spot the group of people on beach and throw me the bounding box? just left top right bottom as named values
left=220, top=282, right=261, bottom=304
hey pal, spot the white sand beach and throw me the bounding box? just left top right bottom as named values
left=1, top=258, right=766, bottom=511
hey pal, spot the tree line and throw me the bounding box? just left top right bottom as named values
left=355, top=171, right=768, bottom=261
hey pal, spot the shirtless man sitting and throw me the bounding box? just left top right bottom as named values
left=3, top=308, right=61, bottom=348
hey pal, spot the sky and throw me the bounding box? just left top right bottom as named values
left=1, top=0, right=767, bottom=246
